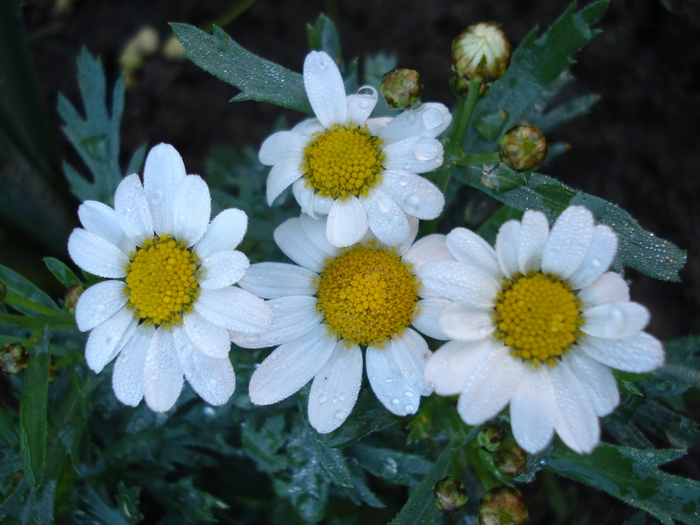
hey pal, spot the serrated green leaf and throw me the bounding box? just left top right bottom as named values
left=309, top=431, right=354, bottom=488
left=451, top=165, right=686, bottom=281
left=325, top=389, right=394, bottom=448
left=172, top=23, right=312, bottom=113
left=43, top=257, right=81, bottom=290
left=0, top=263, right=58, bottom=315
left=242, top=413, right=287, bottom=472
left=548, top=443, right=700, bottom=525
left=307, top=14, right=341, bottom=60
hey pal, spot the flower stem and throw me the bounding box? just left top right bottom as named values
left=465, top=441, right=498, bottom=491
left=446, top=77, right=484, bottom=165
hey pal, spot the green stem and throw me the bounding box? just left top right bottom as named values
left=465, top=442, right=498, bottom=491
left=0, top=312, right=76, bottom=329
left=4, top=294, right=58, bottom=316
left=446, top=77, right=484, bottom=164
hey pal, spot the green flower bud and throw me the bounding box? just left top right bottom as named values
left=499, top=125, right=548, bottom=171
left=380, top=68, right=424, bottom=110
left=493, top=441, right=527, bottom=478
left=0, top=343, right=28, bottom=374
left=434, top=475, right=469, bottom=514
left=0, top=279, right=6, bottom=303
left=479, top=486, right=528, bottom=525
left=478, top=423, right=506, bottom=452
left=452, top=23, right=511, bottom=82
left=65, top=284, right=84, bottom=312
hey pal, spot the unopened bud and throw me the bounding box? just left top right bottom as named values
left=434, top=476, right=468, bottom=514
left=65, top=284, right=84, bottom=312
left=479, top=486, right=528, bottom=525
left=478, top=423, right=506, bottom=452
left=452, top=23, right=511, bottom=82
left=380, top=68, right=424, bottom=109
left=0, top=343, right=29, bottom=374
left=0, top=279, right=6, bottom=303
left=500, top=125, right=548, bottom=171
left=493, top=441, right=527, bottom=478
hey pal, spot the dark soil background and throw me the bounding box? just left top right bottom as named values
left=9, top=0, right=700, bottom=522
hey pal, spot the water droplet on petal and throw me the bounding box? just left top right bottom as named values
left=151, top=190, right=163, bottom=204
left=244, top=334, right=260, bottom=343
left=421, top=107, right=444, bottom=130
left=318, top=394, right=328, bottom=404
left=105, top=336, right=116, bottom=347
left=335, top=410, right=347, bottom=420
left=208, top=378, right=218, bottom=388
left=406, top=195, right=422, bottom=214
left=404, top=391, right=414, bottom=398
left=392, top=398, right=400, bottom=405
left=338, top=391, right=348, bottom=401
left=404, top=404, right=414, bottom=413
left=414, top=137, right=439, bottom=161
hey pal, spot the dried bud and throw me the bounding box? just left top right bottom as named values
left=452, top=23, right=511, bottom=82
left=380, top=68, right=424, bottom=109
left=479, top=486, right=528, bottom=525
left=449, top=75, right=490, bottom=98
left=65, top=284, right=84, bottom=312
left=478, top=423, right=506, bottom=452
left=434, top=476, right=468, bottom=514
left=0, top=279, right=6, bottom=303
left=493, top=441, right=527, bottom=478
left=500, top=125, right=548, bottom=171
left=1, top=343, right=29, bottom=374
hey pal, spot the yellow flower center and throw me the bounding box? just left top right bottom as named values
left=316, top=246, right=418, bottom=347
left=124, top=235, right=200, bottom=327
left=493, top=273, right=581, bottom=366
left=302, top=124, right=385, bottom=200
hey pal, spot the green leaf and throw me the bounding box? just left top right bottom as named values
left=0, top=406, right=18, bottom=448
left=351, top=444, right=432, bottom=487
left=0, top=263, right=59, bottom=315
left=656, top=335, right=700, bottom=390
left=475, top=205, right=523, bottom=245
left=451, top=165, right=686, bottom=281
left=116, top=482, right=144, bottom=524
left=58, top=48, right=127, bottom=203
left=172, top=23, right=312, bottom=114
left=326, top=389, right=394, bottom=448
left=465, top=0, right=609, bottom=150
left=19, top=329, right=50, bottom=487
left=43, top=257, right=81, bottom=290
left=307, top=14, right=341, bottom=60
left=309, top=432, right=354, bottom=488
left=548, top=443, right=700, bottom=525
left=242, top=413, right=288, bottom=472
left=389, top=446, right=451, bottom=525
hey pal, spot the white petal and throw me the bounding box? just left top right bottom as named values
left=144, top=329, right=184, bottom=412
left=291, top=117, right=325, bottom=136
left=412, top=298, right=451, bottom=340
left=68, top=229, right=128, bottom=278
left=578, top=332, right=665, bottom=373
left=402, top=234, right=454, bottom=275
left=379, top=103, right=452, bottom=143
left=199, top=250, right=250, bottom=289
left=495, top=220, right=520, bottom=279
left=345, top=87, right=377, bottom=125
left=112, top=325, right=151, bottom=406
left=423, top=339, right=491, bottom=396
left=259, top=131, right=307, bottom=165
left=439, top=303, right=495, bottom=341
left=582, top=302, right=650, bottom=339
left=395, top=216, right=420, bottom=255
left=420, top=261, right=500, bottom=308
left=248, top=324, right=336, bottom=405
left=267, top=157, right=304, bottom=205
left=577, top=272, right=630, bottom=308
left=75, top=281, right=128, bottom=332
left=327, top=196, right=368, bottom=247
left=550, top=359, right=600, bottom=454
left=172, top=329, right=235, bottom=406
left=238, top=262, right=318, bottom=299
left=274, top=217, right=328, bottom=272
left=230, top=295, right=320, bottom=349
left=445, top=227, right=499, bottom=278
left=364, top=189, right=411, bottom=246
left=304, top=51, right=346, bottom=127
left=195, top=208, right=248, bottom=260
left=195, top=287, right=274, bottom=333
left=78, top=200, right=130, bottom=250
left=183, top=310, right=232, bottom=358
left=457, top=344, right=523, bottom=425
left=510, top=365, right=556, bottom=454
left=366, top=117, right=392, bottom=136
left=299, top=213, right=338, bottom=259
left=541, top=206, right=595, bottom=279
left=383, top=136, right=444, bottom=174
left=85, top=306, right=138, bottom=373
left=308, top=344, right=363, bottom=433
left=565, top=349, right=619, bottom=417
left=378, top=171, right=444, bottom=220
left=143, top=143, right=186, bottom=236
left=566, top=225, right=618, bottom=290
left=114, top=173, right=154, bottom=244
left=173, top=175, right=211, bottom=246
left=293, top=178, right=318, bottom=218
left=517, top=210, right=549, bottom=275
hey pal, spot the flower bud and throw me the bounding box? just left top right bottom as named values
left=479, top=486, right=528, bottom=525
left=499, top=125, right=548, bottom=172
left=478, top=423, right=506, bottom=452
left=0, top=279, right=6, bottom=303
left=65, top=284, right=84, bottom=312
left=380, top=68, right=424, bottom=109
left=0, top=343, right=28, bottom=374
left=452, top=23, right=511, bottom=82
left=434, top=475, right=468, bottom=514
left=493, top=441, right=527, bottom=478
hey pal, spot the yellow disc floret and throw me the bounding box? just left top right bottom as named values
left=124, top=235, right=200, bottom=327
left=303, top=124, right=385, bottom=200
left=317, top=246, right=418, bottom=346
left=493, top=273, right=581, bottom=366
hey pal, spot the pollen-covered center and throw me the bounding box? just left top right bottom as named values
left=317, top=246, right=418, bottom=346
left=124, top=235, right=200, bottom=327
left=303, top=124, right=385, bottom=200
left=493, top=273, right=580, bottom=366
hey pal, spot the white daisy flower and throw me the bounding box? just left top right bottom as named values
left=421, top=206, right=665, bottom=454
left=232, top=214, right=455, bottom=433
left=259, top=50, right=452, bottom=248
left=67, top=143, right=274, bottom=412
